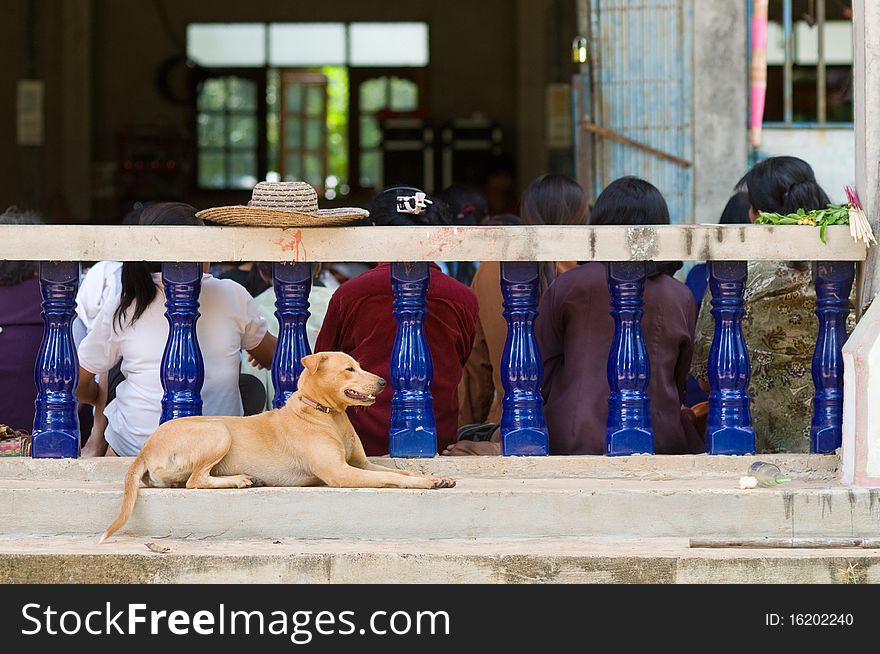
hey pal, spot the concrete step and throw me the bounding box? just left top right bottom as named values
left=1, top=535, right=878, bottom=584
left=0, top=461, right=876, bottom=541
left=0, top=453, right=841, bottom=482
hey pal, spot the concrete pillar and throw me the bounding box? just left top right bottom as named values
left=692, top=0, right=748, bottom=223
left=841, top=299, right=880, bottom=486
left=854, top=0, right=880, bottom=309
left=843, top=1, right=880, bottom=487
left=61, top=0, right=91, bottom=222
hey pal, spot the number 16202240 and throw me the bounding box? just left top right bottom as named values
left=765, top=613, right=854, bottom=626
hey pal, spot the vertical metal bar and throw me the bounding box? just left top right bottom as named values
left=389, top=262, right=436, bottom=457
left=817, top=0, right=827, bottom=124
left=605, top=261, right=653, bottom=456
left=271, top=262, right=312, bottom=409
left=706, top=261, right=756, bottom=455
left=784, top=0, right=794, bottom=123
left=499, top=262, right=549, bottom=456
left=159, top=262, right=205, bottom=423
left=31, top=262, right=81, bottom=459
left=811, top=261, right=855, bottom=453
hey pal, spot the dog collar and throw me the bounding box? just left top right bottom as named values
left=299, top=394, right=333, bottom=414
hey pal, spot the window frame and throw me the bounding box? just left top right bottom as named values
left=348, top=67, right=429, bottom=193
left=752, top=0, right=853, bottom=128
left=191, top=67, right=268, bottom=195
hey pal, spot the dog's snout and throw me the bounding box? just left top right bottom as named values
left=377, top=377, right=387, bottom=388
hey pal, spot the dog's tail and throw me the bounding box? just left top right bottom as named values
left=99, top=454, right=147, bottom=544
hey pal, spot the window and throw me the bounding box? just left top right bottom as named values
left=189, top=23, right=429, bottom=194
left=759, top=0, right=853, bottom=125
left=195, top=73, right=265, bottom=190
left=353, top=74, right=423, bottom=188
left=280, top=72, right=328, bottom=190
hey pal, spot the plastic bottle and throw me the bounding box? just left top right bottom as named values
left=748, top=461, right=792, bottom=487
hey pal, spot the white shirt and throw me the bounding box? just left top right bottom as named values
left=78, top=274, right=268, bottom=456
left=73, top=261, right=123, bottom=346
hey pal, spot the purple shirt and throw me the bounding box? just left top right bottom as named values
left=0, top=277, right=43, bottom=433
left=0, top=276, right=43, bottom=432
left=536, top=263, right=702, bottom=455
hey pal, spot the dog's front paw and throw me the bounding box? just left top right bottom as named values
left=236, top=475, right=256, bottom=488
left=430, top=477, right=456, bottom=489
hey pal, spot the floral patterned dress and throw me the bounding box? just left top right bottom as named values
left=691, top=260, right=854, bottom=453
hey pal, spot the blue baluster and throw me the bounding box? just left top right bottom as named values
left=500, top=262, right=549, bottom=456
left=160, top=263, right=204, bottom=423
left=389, top=262, right=436, bottom=457
left=606, top=262, right=653, bottom=455
left=706, top=261, right=755, bottom=454
left=32, top=262, right=81, bottom=458
left=271, top=262, right=312, bottom=409
left=811, top=261, right=855, bottom=453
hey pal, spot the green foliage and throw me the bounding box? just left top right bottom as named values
left=322, top=66, right=349, bottom=192
left=755, top=204, right=852, bottom=244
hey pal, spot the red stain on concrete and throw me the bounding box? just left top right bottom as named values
left=272, top=230, right=308, bottom=262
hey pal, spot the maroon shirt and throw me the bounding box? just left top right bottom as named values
left=315, top=263, right=479, bottom=455
left=535, top=262, right=701, bottom=455
left=0, top=277, right=43, bottom=432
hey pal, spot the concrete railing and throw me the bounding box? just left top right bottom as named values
left=0, top=224, right=866, bottom=459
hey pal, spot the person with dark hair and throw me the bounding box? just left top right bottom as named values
left=455, top=214, right=525, bottom=438
left=314, top=186, right=479, bottom=456
left=445, top=175, right=589, bottom=455
left=691, top=156, right=853, bottom=452
left=76, top=202, right=277, bottom=456
left=0, top=208, right=45, bottom=433
left=534, top=177, right=702, bottom=455
left=438, top=183, right=488, bottom=286
left=73, top=202, right=147, bottom=346
left=520, top=173, right=591, bottom=293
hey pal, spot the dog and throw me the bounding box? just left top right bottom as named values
left=100, top=352, right=455, bottom=542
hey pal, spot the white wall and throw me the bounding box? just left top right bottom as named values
left=761, top=128, right=855, bottom=204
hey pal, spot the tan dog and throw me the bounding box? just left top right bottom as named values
left=100, top=351, right=455, bottom=542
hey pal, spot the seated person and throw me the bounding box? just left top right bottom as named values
left=537, top=177, right=702, bottom=455
left=0, top=208, right=44, bottom=434
left=691, top=156, right=854, bottom=452
left=315, top=186, right=479, bottom=456
left=76, top=203, right=276, bottom=456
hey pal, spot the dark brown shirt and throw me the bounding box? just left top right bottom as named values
left=535, top=262, right=700, bottom=455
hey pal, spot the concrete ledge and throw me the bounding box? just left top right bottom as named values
left=0, top=536, right=877, bottom=584
left=0, top=224, right=865, bottom=263
left=0, top=453, right=841, bottom=482
left=2, top=477, right=877, bottom=540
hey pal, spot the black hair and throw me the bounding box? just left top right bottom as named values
left=719, top=192, right=752, bottom=224
left=440, top=183, right=488, bottom=227
left=589, top=176, right=671, bottom=226
left=0, top=207, right=44, bottom=286
left=368, top=186, right=452, bottom=227
left=738, top=156, right=830, bottom=214
left=114, top=202, right=201, bottom=330
left=521, top=174, right=589, bottom=226
left=590, top=177, right=681, bottom=277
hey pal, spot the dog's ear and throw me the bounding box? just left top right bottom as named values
left=301, top=353, right=328, bottom=375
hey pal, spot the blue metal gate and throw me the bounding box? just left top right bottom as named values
left=575, top=0, right=694, bottom=223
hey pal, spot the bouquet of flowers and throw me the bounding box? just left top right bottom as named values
left=755, top=185, right=876, bottom=246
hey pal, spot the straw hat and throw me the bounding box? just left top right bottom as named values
left=196, top=181, right=369, bottom=227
